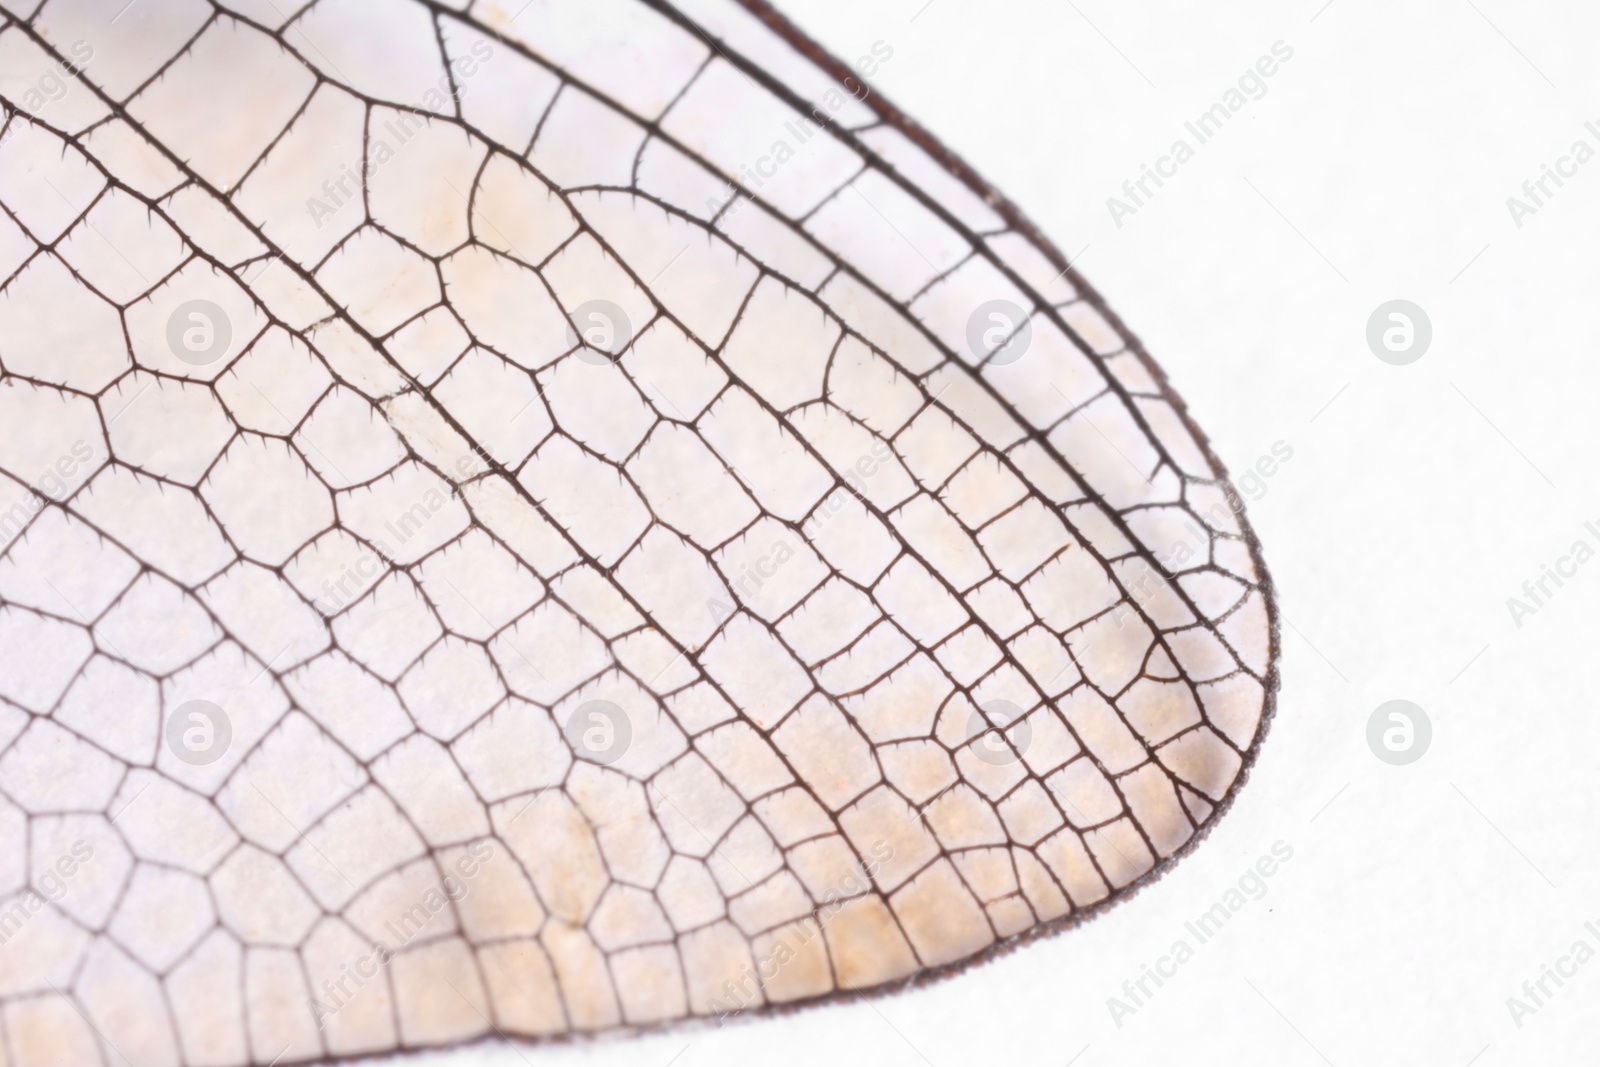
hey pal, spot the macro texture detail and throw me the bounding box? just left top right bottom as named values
left=0, top=0, right=1277, bottom=1063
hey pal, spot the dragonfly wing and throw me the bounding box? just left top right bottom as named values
left=0, top=0, right=1276, bottom=1062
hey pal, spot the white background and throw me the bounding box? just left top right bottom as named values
left=427, top=1, right=1600, bottom=1064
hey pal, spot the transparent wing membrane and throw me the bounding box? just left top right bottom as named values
left=0, top=0, right=1277, bottom=1063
